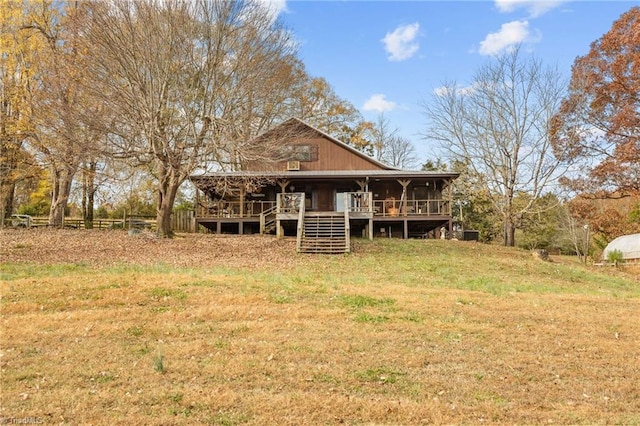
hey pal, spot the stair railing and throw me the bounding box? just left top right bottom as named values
left=260, top=205, right=277, bottom=235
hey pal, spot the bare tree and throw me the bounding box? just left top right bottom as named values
left=22, top=2, right=102, bottom=227
left=383, top=135, right=419, bottom=169
left=287, top=75, right=366, bottom=146
left=423, top=46, right=570, bottom=246
left=370, top=114, right=418, bottom=169
left=84, top=0, right=303, bottom=237
left=370, top=113, right=396, bottom=162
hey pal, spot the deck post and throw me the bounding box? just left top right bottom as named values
left=195, top=188, right=200, bottom=219
left=397, top=180, right=411, bottom=216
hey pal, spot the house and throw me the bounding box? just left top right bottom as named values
left=190, top=118, right=459, bottom=253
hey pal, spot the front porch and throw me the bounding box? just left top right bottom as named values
left=195, top=191, right=452, bottom=240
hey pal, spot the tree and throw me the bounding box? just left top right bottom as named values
left=566, top=195, right=640, bottom=253
left=20, top=2, right=103, bottom=227
left=382, top=135, right=418, bottom=169
left=447, top=159, right=501, bottom=243
left=0, top=1, right=41, bottom=221
left=84, top=0, right=303, bottom=237
left=423, top=46, right=569, bottom=246
left=550, top=7, right=640, bottom=197
left=347, top=113, right=419, bottom=169
left=516, top=192, right=567, bottom=252
left=370, top=114, right=417, bottom=169
left=288, top=75, right=368, bottom=149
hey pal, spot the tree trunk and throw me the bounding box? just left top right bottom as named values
left=0, top=138, right=20, bottom=219
left=2, top=182, right=16, bottom=219
left=503, top=216, right=516, bottom=247
left=49, top=167, right=75, bottom=227
left=82, top=162, right=97, bottom=229
left=156, top=167, right=182, bottom=238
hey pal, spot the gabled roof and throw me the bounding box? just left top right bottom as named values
left=264, top=117, right=397, bottom=171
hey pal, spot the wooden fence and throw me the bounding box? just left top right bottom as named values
left=10, top=211, right=196, bottom=233
left=171, top=210, right=196, bottom=233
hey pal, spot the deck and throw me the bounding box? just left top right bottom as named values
left=195, top=192, right=452, bottom=239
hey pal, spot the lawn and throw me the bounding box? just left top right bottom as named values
left=1, top=229, right=639, bottom=425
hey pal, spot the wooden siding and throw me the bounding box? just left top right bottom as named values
left=244, top=119, right=389, bottom=172
left=274, top=135, right=384, bottom=172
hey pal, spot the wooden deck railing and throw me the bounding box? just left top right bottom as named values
left=197, top=200, right=276, bottom=218
left=345, top=192, right=373, bottom=213
left=196, top=194, right=450, bottom=218
left=372, top=198, right=451, bottom=217
left=277, top=192, right=305, bottom=214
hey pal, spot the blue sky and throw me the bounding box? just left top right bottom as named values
left=261, top=0, right=637, bottom=164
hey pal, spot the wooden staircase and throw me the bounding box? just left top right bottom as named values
left=260, top=206, right=277, bottom=235
left=298, top=212, right=350, bottom=254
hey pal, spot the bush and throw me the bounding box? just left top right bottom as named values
left=606, top=249, right=624, bottom=264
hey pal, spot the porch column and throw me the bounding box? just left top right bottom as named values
left=239, top=186, right=245, bottom=218
left=195, top=187, right=200, bottom=218
left=275, top=181, right=289, bottom=240
left=397, top=179, right=411, bottom=216
left=448, top=178, right=454, bottom=216
left=277, top=180, right=290, bottom=193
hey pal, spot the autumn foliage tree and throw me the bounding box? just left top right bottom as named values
left=3, top=1, right=107, bottom=228
left=0, top=1, right=40, bottom=220
left=550, top=6, right=640, bottom=197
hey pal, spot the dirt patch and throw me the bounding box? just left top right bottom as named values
left=0, top=228, right=300, bottom=270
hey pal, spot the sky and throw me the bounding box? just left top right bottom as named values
left=260, top=0, right=637, bottom=165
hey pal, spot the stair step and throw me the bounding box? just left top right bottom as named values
left=298, top=213, right=349, bottom=254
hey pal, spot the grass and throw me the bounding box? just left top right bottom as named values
left=1, top=237, right=639, bottom=425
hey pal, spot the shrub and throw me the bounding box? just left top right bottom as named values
left=606, top=249, right=624, bottom=265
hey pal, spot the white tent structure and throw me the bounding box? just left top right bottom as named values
left=602, top=233, right=640, bottom=263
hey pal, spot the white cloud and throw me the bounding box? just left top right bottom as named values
left=382, top=23, right=420, bottom=61
left=255, top=0, right=288, bottom=18
left=434, top=85, right=476, bottom=97
left=494, top=0, right=566, bottom=18
left=363, top=94, right=397, bottom=112
left=479, top=20, right=530, bottom=55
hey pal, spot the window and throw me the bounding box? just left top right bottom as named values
left=285, top=144, right=318, bottom=162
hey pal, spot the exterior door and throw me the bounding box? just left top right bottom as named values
left=335, top=192, right=344, bottom=212
left=335, top=191, right=350, bottom=212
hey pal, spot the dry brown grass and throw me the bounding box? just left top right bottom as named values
left=1, top=229, right=639, bottom=425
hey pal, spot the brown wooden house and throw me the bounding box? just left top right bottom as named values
left=191, top=118, right=459, bottom=253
